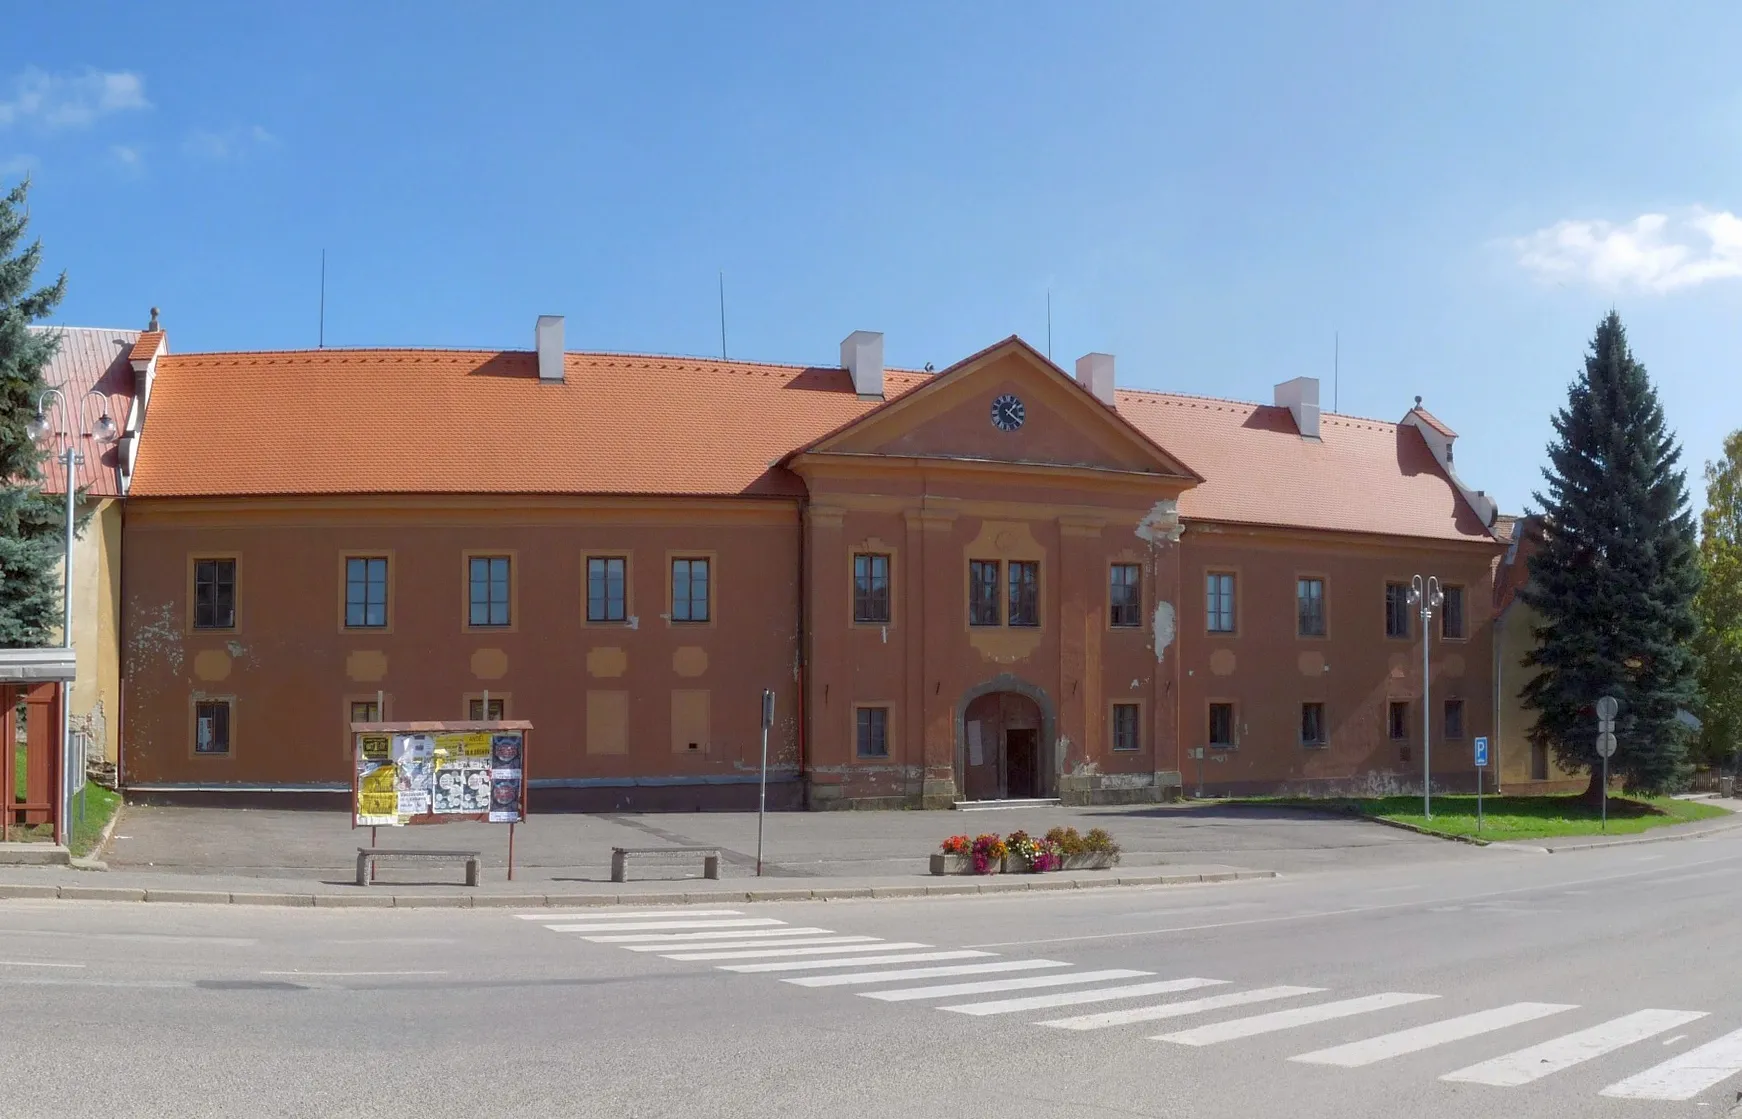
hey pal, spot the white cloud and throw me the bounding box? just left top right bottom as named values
left=1513, top=208, right=1742, bottom=293
left=0, top=67, right=149, bottom=129
left=1, top=154, right=36, bottom=176
left=110, top=144, right=141, bottom=168
left=183, top=124, right=277, bottom=160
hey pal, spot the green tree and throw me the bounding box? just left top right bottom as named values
left=1695, top=429, right=1742, bottom=769
left=0, top=177, right=68, bottom=646
left=1519, top=311, right=1702, bottom=798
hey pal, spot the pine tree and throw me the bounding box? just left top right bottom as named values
left=1695, top=429, right=1742, bottom=768
left=1519, top=312, right=1702, bottom=798
left=0, top=177, right=68, bottom=646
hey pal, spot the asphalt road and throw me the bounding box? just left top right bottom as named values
left=6, top=831, right=1742, bottom=1118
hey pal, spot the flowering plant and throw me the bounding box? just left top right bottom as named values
left=969, top=833, right=1008, bottom=874
left=1004, top=831, right=1065, bottom=872
left=939, top=835, right=971, bottom=856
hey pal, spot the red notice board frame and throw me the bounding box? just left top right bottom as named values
left=348, top=719, right=532, bottom=880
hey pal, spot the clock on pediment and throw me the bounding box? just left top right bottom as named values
left=990, top=393, right=1025, bottom=432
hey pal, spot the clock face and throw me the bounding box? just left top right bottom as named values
left=990, top=393, right=1025, bottom=432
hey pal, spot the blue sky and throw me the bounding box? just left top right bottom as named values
left=5, top=2, right=1740, bottom=515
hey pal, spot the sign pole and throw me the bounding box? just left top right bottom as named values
left=507, top=821, right=516, bottom=881
left=757, top=689, right=773, bottom=877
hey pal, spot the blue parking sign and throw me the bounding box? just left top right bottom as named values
left=1474, top=736, right=1489, bottom=767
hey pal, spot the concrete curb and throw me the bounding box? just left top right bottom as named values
left=1532, top=816, right=1742, bottom=854
left=0, top=869, right=1277, bottom=908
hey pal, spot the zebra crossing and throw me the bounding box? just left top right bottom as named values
left=519, top=908, right=1740, bottom=1104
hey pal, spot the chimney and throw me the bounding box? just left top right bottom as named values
left=1274, top=376, right=1321, bottom=440
left=841, top=330, right=884, bottom=399
left=536, top=315, right=565, bottom=383
left=1075, top=352, right=1116, bottom=406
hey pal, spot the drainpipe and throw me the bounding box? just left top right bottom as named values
left=1492, top=606, right=1504, bottom=794
left=795, top=497, right=807, bottom=801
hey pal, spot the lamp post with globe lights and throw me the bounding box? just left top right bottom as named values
left=1407, top=574, right=1444, bottom=819
left=26, top=388, right=119, bottom=842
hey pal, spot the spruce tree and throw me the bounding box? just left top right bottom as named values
left=1519, top=311, right=1702, bottom=798
left=0, top=177, right=68, bottom=646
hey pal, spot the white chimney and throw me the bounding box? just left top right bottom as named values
left=841, top=330, right=884, bottom=399
left=1274, top=376, right=1321, bottom=440
left=1075, top=352, right=1116, bottom=406
left=536, top=315, right=565, bottom=383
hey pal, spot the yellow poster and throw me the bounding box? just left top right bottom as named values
left=358, top=791, right=398, bottom=818
left=434, top=732, right=493, bottom=760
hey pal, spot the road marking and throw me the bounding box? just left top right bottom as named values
left=1156, top=992, right=1439, bottom=1046
left=0, top=960, right=84, bottom=969
left=623, top=936, right=878, bottom=952
left=261, top=962, right=449, bottom=969
left=944, top=977, right=1229, bottom=1017
left=1041, top=985, right=1320, bottom=1031
left=862, top=969, right=1153, bottom=1002
left=1600, top=1026, right=1742, bottom=1101
left=786, top=961, right=1069, bottom=987
left=722, top=950, right=993, bottom=974
left=582, top=927, right=833, bottom=944
left=543, top=918, right=784, bottom=933
left=1665, top=1035, right=1689, bottom=1045
left=663, top=942, right=927, bottom=962
left=516, top=910, right=743, bottom=920
left=1442, top=1009, right=1709, bottom=1086
left=1290, top=1002, right=1577, bottom=1067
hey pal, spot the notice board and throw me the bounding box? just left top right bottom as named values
left=350, top=720, right=531, bottom=828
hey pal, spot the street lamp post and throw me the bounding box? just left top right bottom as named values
left=1407, top=574, right=1443, bottom=819
left=26, top=389, right=119, bottom=844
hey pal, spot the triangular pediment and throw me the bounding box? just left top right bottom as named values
left=790, top=337, right=1199, bottom=482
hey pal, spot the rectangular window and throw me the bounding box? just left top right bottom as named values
left=853, top=553, right=891, bottom=624
left=1441, top=585, right=1466, bottom=639
left=1388, top=700, right=1410, bottom=741
left=1007, top=561, right=1039, bottom=627
left=671, top=557, right=711, bottom=623
left=344, top=556, right=388, bottom=629
left=193, top=558, right=237, bottom=630
left=587, top=556, right=627, bottom=623
left=1109, top=564, right=1142, bottom=628
left=1385, top=582, right=1411, bottom=639
left=1444, top=698, right=1465, bottom=740
left=194, top=700, right=231, bottom=755
left=855, top=706, right=889, bottom=758
left=1112, top=703, right=1141, bottom=752
left=1297, top=577, right=1326, bottom=637
left=1208, top=702, right=1234, bottom=747
left=468, top=556, right=512, bottom=627
left=969, top=560, right=1001, bottom=626
left=349, top=700, right=379, bottom=724
left=1301, top=702, right=1326, bottom=746
left=468, top=697, right=505, bottom=721
left=1206, top=572, right=1236, bottom=633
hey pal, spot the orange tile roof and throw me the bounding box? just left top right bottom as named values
left=1114, top=390, right=1493, bottom=542
left=1408, top=405, right=1458, bottom=438
left=128, top=331, right=164, bottom=363
left=131, top=349, right=929, bottom=498
left=131, top=344, right=1496, bottom=544
left=29, top=326, right=139, bottom=498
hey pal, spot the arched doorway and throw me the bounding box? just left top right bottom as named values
left=956, top=679, right=1056, bottom=801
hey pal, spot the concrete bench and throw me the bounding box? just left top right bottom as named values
left=356, top=847, right=481, bottom=887
left=611, top=846, right=721, bottom=883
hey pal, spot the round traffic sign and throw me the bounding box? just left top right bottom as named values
left=1597, top=696, right=1619, bottom=720
left=1596, top=731, right=1617, bottom=758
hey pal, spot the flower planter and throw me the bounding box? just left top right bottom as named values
left=930, top=852, right=999, bottom=875
left=1001, top=854, right=1033, bottom=874
left=1061, top=852, right=1119, bottom=871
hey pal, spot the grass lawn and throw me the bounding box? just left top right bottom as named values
left=1218, top=793, right=1731, bottom=842
left=8, top=741, right=123, bottom=856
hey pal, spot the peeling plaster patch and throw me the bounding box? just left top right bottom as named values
left=1068, top=760, right=1103, bottom=778
left=130, top=603, right=183, bottom=675
left=1102, top=772, right=1154, bottom=790
left=1135, top=499, right=1183, bottom=544
left=881, top=626, right=888, bottom=644
left=627, top=615, right=639, bottom=630
left=1151, top=601, right=1176, bottom=661
left=1130, top=679, right=1140, bottom=689
left=224, top=640, right=246, bottom=660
